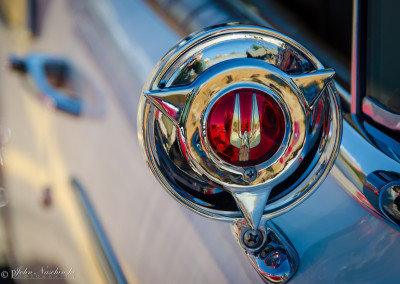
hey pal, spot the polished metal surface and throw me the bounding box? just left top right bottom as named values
left=231, top=220, right=298, bottom=283
left=242, top=229, right=263, bottom=249
left=230, top=92, right=261, bottom=161
left=139, top=24, right=342, bottom=230
left=362, top=97, right=400, bottom=131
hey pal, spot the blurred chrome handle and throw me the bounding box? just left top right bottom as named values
left=10, top=54, right=82, bottom=115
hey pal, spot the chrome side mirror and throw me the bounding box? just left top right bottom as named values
left=138, top=24, right=342, bottom=283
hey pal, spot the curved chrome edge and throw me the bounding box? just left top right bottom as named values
left=146, top=23, right=325, bottom=91
left=261, top=82, right=342, bottom=219
left=231, top=220, right=298, bottom=283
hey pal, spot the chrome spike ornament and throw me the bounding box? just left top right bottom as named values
left=232, top=189, right=271, bottom=230
left=144, top=85, right=193, bottom=123
left=138, top=24, right=342, bottom=283
left=290, top=68, right=336, bottom=107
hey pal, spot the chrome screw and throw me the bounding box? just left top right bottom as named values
left=243, top=168, right=257, bottom=182
left=243, top=229, right=263, bottom=249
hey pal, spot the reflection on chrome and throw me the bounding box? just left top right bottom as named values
left=229, top=93, right=261, bottom=162
left=231, top=221, right=298, bottom=283
left=138, top=24, right=342, bottom=283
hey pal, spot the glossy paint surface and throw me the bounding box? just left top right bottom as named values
left=274, top=170, right=400, bottom=284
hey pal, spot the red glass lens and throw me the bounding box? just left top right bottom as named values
left=206, top=88, right=285, bottom=166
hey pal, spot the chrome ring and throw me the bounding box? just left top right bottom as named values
left=138, top=24, right=342, bottom=224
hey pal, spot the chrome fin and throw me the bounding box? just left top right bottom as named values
left=144, top=86, right=193, bottom=124
left=290, top=69, right=335, bottom=107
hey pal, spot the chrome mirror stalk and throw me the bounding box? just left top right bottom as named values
left=231, top=220, right=298, bottom=283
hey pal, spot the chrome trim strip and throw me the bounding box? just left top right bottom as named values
left=362, top=97, right=400, bottom=131
left=71, top=178, right=128, bottom=284
left=351, top=0, right=360, bottom=115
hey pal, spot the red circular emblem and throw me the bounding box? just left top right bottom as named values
left=206, top=88, right=285, bottom=166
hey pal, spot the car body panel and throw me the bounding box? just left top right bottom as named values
left=1, top=0, right=400, bottom=283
